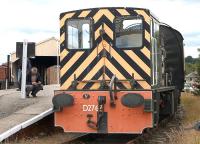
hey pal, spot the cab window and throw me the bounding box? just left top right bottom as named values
left=67, top=19, right=91, bottom=49
left=115, top=17, right=143, bottom=48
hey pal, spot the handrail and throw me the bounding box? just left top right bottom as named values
left=109, top=75, right=117, bottom=106
left=75, top=79, right=145, bottom=83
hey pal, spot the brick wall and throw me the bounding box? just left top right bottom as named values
left=0, top=66, right=7, bottom=81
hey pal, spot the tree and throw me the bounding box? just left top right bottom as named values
left=185, top=56, right=194, bottom=64
left=185, top=63, right=195, bottom=75
left=192, top=49, right=200, bottom=95
left=196, top=49, right=200, bottom=75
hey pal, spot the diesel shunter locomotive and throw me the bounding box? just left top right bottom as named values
left=53, top=7, right=184, bottom=134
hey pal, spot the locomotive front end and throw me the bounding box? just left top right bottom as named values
left=53, top=7, right=156, bottom=134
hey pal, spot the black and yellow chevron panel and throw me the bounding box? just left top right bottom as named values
left=60, top=7, right=151, bottom=90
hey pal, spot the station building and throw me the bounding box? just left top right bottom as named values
left=10, top=37, right=60, bottom=87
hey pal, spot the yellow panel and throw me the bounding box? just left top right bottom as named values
left=93, top=11, right=102, bottom=23
left=89, top=82, right=100, bottom=90
left=78, top=10, right=91, bottom=17
left=89, top=74, right=121, bottom=90
left=60, top=12, right=75, bottom=28
left=61, top=45, right=104, bottom=90
left=95, top=24, right=113, bottom=40
left=116, top=9, right=130, bottom=15
left=95, top=26, right=101, bottom=40
left=93, top=9, right=115, bottom=23
left=90, top=76, right=102, bottom=90
left=145, top=30, right=151, bottom=42
left=77, top=58, right=104, bottom=89
left=105, top=59, right=131, bottom=89
left=89, top=74, right=111, bottom=90
left=104, top=24, right=113, bottom=40
left=103, top=9, right=115, bottom=22
left=103, top=41, right=140, bottom=79
left=60, top=33, right=65, bottom=44
left=141, top=47, right=150, bottom=59
left=138, top=81, right=151, bottom=89
left=104, top=74, right=110, bottom=80
left=124, top=50, right=151, bottom=76
left=135, top=10, right=150, bottom=24
left=103, top=41, right=151, bottom=89
left=60, top=51, right=84, bottom=77
left=60, top=49, right=69, bottom=62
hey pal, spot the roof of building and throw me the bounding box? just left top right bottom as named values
left=0, top=65, right=7, bottom=69
left=10, top=37, right=59, bottom=63
left=36, top=37, right=59, bottom=46
left=0, top=63, right=8, bottom=68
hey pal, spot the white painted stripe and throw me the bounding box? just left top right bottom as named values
left=0, top=108, right=53, bottom=142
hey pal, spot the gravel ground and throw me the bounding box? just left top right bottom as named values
left=4, top=133, right=82, bottom=144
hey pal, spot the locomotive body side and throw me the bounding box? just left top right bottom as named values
left=53, top=7, right=184, bottom=134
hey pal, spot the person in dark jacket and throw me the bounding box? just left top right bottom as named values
left=26, top=67, right=43, bottom=98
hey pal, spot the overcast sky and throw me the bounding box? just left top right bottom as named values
left=0, top=0, right=199, bottom=64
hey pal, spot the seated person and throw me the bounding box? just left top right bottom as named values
left=26, top=67, right=43, bottom=98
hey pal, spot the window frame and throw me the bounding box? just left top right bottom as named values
left=65, top=18, right=93, bottom=51
left=114, top=16, right=145, bottom=49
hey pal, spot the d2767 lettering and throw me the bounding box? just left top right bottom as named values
left=82, top=105, right=102, bottom=112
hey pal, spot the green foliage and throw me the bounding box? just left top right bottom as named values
left=185, top=56, right=195, bottom=64
left=185, top=63, right=196, bottom=75
left=185, top=55, right=199, bottom=75
left=196, top=59, right=200, bottom=76
left=190, top=49, right=200, bottom=96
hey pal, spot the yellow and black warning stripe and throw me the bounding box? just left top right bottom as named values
left=59, top=7, right=152, bottom=90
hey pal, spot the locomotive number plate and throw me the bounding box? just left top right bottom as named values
left=82, top=105, right=102, bottom=112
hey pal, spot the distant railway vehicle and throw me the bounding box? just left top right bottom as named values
left=53, top=7, right=184, bottom=134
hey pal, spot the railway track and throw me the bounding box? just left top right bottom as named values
left=63, top=105, right=184, bottom=144
left=129, top=105, right=184, bottom=144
